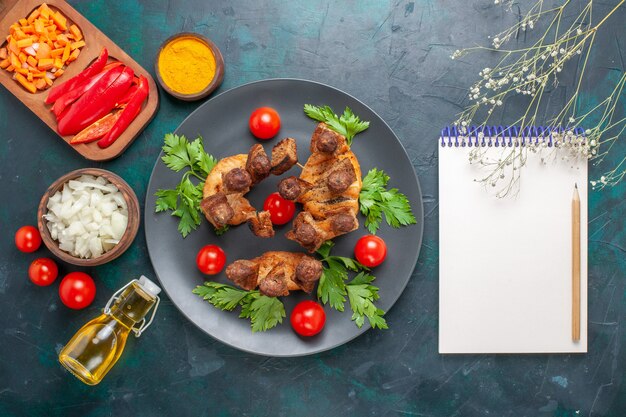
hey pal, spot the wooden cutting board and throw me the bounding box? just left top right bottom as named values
left=0, top=0, right=159, bottom=161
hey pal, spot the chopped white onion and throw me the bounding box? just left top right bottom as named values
left=44, top=175, right=129, bottom=259
left=32, top=43, right=39, bottom=51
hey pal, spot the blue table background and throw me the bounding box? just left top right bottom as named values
left=0, top=1, right=624, bottom=416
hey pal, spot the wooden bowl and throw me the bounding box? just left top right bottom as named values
left=37, top=168, right=140, bottom=267
left=154, top=32, right=225, bottom=101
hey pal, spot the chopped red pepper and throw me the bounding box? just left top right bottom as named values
left=57, top=65, right=134, bottom=136
left=70, top=111, right=123, bottom=144
left=98, top=75, right=149, bottom=148
left=114, top=83, right=138, bottom=109
left=52, top=62, right=123, bottom=118
left=45, top=48, right=109, bottom=104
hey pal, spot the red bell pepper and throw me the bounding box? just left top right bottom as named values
left=98, top=75, right=149, bottom=148
left=46, top=48, right=109, bottom=104
left=52, top=62, right=123, bottom=118
left=57, top=65, right=134, bottom=136
left=70, top=111, right=123, bottom=144
left=114, top=83, right=138, bottom=109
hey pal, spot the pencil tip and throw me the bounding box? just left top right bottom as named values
left=575, top=183, right=578, bottom=189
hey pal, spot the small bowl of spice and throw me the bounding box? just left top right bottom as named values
left=155, top=33, right=224, bottom=101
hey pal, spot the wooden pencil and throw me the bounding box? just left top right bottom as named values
left=572, top=183, right=581, bottom=341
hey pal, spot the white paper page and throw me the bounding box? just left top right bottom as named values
left=438, top=141, right=588, bottom=353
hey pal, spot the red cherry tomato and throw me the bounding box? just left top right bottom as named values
left=59, top=272, right=96, bottom=310
left=290, top=300, right=326, bottom=336
left=354, top=235, right=387, bottom=268
left=249, top=107, right=281, bottom=140
left=263, top=192, right=296, bottom=225
left=28, top=258, right=59, bottom=286
left=196, top=245, right=226, bottom=275
left=15, top=225, right=42, bottom=253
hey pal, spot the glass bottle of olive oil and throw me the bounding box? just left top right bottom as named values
left=59, top=276, right=161, bottom=385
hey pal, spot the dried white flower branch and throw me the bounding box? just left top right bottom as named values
left=450, top=0, right=625, bottom=196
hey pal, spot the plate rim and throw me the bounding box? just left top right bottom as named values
left=144, top=77, right=424, bottom=357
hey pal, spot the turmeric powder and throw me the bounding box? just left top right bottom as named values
left=158, top=36, right=216, bottom=95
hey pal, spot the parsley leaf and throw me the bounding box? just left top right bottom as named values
left=155, top=134, right=222, bottom=238
left=316, top=241, right=386, bottom=329
left=304, top=104, right=370, bottom=145
left=193, top=282, right=285, bottom=332
left=359, top=168, right=417, bottom=234
left=346, top=272, right=388, bottom=329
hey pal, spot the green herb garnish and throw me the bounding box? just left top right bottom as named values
left=193, top=282, right=286, bottom=332
left=155, top=133, right=222, bottom=237
left=304, top=104, right=370, bottom=145
left=359, top=168, right=416, bottom=234
left=316, top=241, right=387, bottom=329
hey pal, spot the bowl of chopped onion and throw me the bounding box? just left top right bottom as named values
left=37, top=168, right=140, bottom=266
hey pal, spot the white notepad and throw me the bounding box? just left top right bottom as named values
left=438, top=126, right=588, bottom=353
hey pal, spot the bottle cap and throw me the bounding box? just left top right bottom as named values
left=138, top=275, right=161, bottom=297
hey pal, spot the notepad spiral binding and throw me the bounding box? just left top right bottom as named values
left=440, top=125, right=586, bottom=147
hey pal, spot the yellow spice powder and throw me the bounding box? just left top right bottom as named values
left=158, top=37, right=216, bottom=95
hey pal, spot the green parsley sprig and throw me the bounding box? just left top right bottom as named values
left=155, top=133, right=227, bottom=237
left=359, top=168, right=417, bottom=234
left=304, top=104, right=370, bottom=145
left=316, top=241, right=387, bottom=329
left=193, top=282, right=286, bottom=332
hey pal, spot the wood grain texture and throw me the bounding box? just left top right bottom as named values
left=37, top=168, right=140, bottom=266
left=0, top=0, right=158, bottom=161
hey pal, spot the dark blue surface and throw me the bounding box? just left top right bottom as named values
left=0, top=1, right=624, bottom=416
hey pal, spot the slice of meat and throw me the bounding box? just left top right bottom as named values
left=225, top=251, right=323, bottom=296
left=310, top=123, right=348, bottom=154
left=277, top=176, right=313, bottom=201
left=245, top=144, right=271, bottom=184
left=225, top=260, right=259, bottom=290
left=201, top=141, right=298, bottom=237
left=271, top=138, right=298, bottom=175
left=247, top=210, right=275, bottom=238
left=199, top=193, right=234, bottom=228
left=223, top=168, right=252, bottom=192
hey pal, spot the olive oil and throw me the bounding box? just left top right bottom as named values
left=59, top=276, right=161, bottom=385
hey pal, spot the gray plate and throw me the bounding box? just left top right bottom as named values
left=145, top=79, right=423, bottom=357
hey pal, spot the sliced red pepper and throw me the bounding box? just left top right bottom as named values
left=52, top=62, right=124, bottom=118
left=98, top=75, right=149, bottom=148
left=57, top=66, right=134, bottom=136
left=114, top=84, right=138, bottom=108
left=46, top=48, right=109, bottom=104
left=70, top=111, right=123, bottom=144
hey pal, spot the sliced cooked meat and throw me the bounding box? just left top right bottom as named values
left=200, top=193, right=234, bottom=228
left=310, top=123, right=346, bottom=154
left=246, top=144, right=271, bottom=184
left=225, top=260, right=259, bottom=290
left=296, top=256, right=323, bottom=283
left=201, top=141, right=298, bottom=237
left=223, top=168, right=252, bottom=192
left=330, top=213, right=357, bottom=233
left=259, top=268, right=289, bottom=297
left=225, top=252, right=323, bottom=296
left=271, top=138, right=298, bottom=175
left=326, top=159, right=357, bottom=193
left=247, top=210, right=275, bottom=238
left=278, top=176, right=312, bottom=201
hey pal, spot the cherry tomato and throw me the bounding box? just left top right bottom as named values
left=59, top=272, right=96, bottom=310
left=290, top=300, right=326, bottom=336
left=263, top=192, right=296, bottom=225
left=28, top=258, right=59, bottom=286
left=15, top=225, right=42, bottom=253
left=354, top=235, right=387, bottom=268
left=249, top=107, right=281, bottom=140
left=196, top=245, right=226, bottom=275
